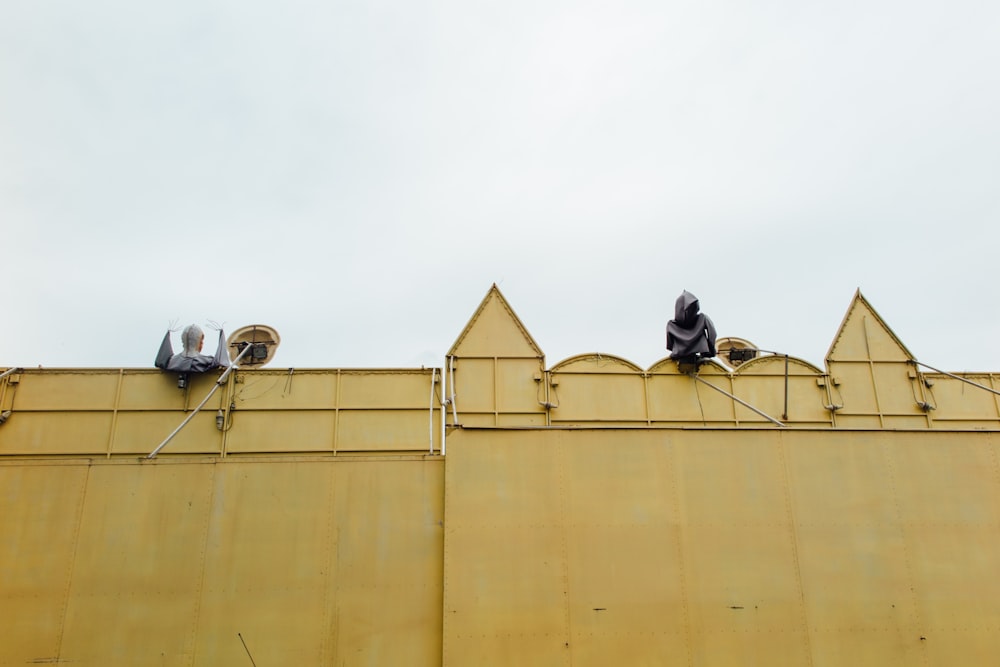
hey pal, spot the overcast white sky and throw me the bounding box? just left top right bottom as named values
left=2, top=0, right=998, bottom=372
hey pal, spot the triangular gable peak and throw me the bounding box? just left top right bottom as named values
left=448, top=285, right=544, bottom=359
left=826, top=290, right=914, bottom=364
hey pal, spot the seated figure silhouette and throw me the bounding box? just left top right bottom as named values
left=666, top=291, right=717, bottom=363
left=155, top=324, right=228, bottom=373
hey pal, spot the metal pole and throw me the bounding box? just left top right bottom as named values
left=912, top=360, right=1000, bottom=398
left=449, top=356, right=458, bottom=426
left=783, top=354, right=789, bottom=421
left=0, top=367, right=23, bottom=381
left=734, top=348, right=791, bottom=420
left=429, top=368, right=436, bottom=455
left=440, top=373, right=447, bottom=456
left=147, top=345, right=254, bottom=459
left=689, top=373, right=785, bottom=427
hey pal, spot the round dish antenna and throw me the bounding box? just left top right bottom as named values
left=227, top=325, right=281, bottom=367
left=716, top=337, right=758, bottom=368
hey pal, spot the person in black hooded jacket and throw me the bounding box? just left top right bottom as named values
left=666, top=290, right=717, bottom=362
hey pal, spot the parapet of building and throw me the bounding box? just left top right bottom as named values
left=1, top=286, right=998, bottom=458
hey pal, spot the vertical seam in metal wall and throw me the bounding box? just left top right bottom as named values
left=55, top=463, right=92, bottom=662
left=441, top=440, right=454, bottom=666
left=778, top=430, right=815, bottom=666
left=332, top=463, right=346, bottom=665
left=319, top=462, right=338, bottom=664
left=989, top=431, right=1000, bottom=575
left=991, top=374, right=1000, bottom=422
left=329, top=522, right=342, bottom=665
left=990, top=426, right=1000, bottom=640
left=667, top=434, right=694, bottom=667
left=333, top=370, right=341, bottom=455
left=643, top=373, right=651, bottom=426
left=882, top=435, right=929, bottom=666
left=557, top=434, right=573, bottom=666
left=991, top=431, right=1000, bottom=495
left=187, top=462, right=218, bottom=666
left=727, top=374, right=739, bottom=427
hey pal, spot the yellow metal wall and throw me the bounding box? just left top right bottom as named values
left=5, top=287, right=1000, bottom=665
left=443, top=428, right=1000, bottom=666
left=0, top=456, right=444, bottom=666
left=5, top=429, right=999, bottom=666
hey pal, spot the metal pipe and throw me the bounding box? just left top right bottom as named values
left=0, top=367, right=23, bottom=381
left=449, top=355, right=458, bottom=426
left=732, top=348, right=791, bottom=420
left=440, top=380, right=447, bottom=456
left=783, top=354, right=789, bottom=421
left=429, top=368, right=436, bottom=455
left=912, top=360, right=1000, bottom=398
left=147, top=345, right=254, bottom=459
left=688, top=373, right=785, bottom=427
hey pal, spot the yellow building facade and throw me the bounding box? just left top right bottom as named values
left=2, top=287, right=999, bottom=665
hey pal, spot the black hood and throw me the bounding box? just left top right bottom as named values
left=674, top=290, right=700, bottom=326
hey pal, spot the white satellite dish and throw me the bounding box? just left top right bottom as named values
left=227, top=325, right=281, bottom=367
